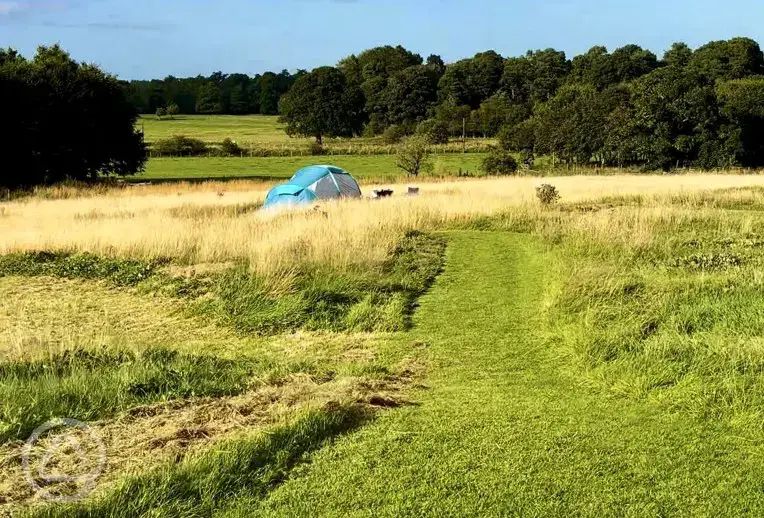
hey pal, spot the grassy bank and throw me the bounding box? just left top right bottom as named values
left=138, top=115, right=295, bottom=144
left=137, top=154, right=488, bottom=182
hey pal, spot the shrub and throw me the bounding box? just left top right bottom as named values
left=397, top=136, right=432, bottom=177
left=153, top=135, right=208, bottom=156
left=155, top=107, right=167, bottom=119
left=363, top=115, right=386, bottom=137
left=220, top=138, right=243, bottom=156
left=520, top=149, right=535, bottom=169
left=382, top=124, right=407, bottom=145
left=166, top=103, right=179, bottom=119
left=482, top=149, right=519, bottom=175
left=536, top=183, right=561, bottom=205
left=416, top=119, right=450, bottom=145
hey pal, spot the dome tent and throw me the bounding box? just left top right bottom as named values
left=263, top=165, right=362, bottom=208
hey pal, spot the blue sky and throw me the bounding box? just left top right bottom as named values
left=2, top=0, right=764, bottom=79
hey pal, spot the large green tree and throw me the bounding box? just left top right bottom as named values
left=526, top=48, right=570, bottom=103
left=689, top=37, right=764, bottom=81
left=571, top=45, right=657, bottom=90
left=473, top=93, right=529, bottom=137
left=339, top=45, right=423, bottom=126
left=628, top=67, right=728, bottom=169
left=663, top=42, right=693, bottom=67
left=278, top=66, right=365, bottom=144
left=0, top=45, right=146, bottom=188
left=196, top=82, right=222, bottom=113
left=385, top=65, right=439, bottom=126
left=533, top=84, right=605, bottom=165
left=717, top=77, right=764, bottom=166
left=438, top=50, right=504, bottom=109
left=500, top=57, right=533, bottom=105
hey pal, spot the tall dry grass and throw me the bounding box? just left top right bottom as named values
left=2, top=175, right=764, bottom=275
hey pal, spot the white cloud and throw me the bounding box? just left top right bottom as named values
left=0, top=2, right=24, bottom=15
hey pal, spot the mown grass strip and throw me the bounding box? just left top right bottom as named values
left=29, top=405, right=370, bottom=518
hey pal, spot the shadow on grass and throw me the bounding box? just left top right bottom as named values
left=30, top=404, right=372, bottom=517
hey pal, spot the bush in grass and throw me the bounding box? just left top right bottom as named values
left=220, top=138, right=243, bottom=156
left=520, top=149, right=535, bottom=169
left=416, top=119, right=450, bottom=144
left=153, top=135, right=208, bottom=156
left=536, top=183, right=561, bottom=205
left=363, top=115, right=386, bottom=137
left=482, top=148, right=518, bottom=175
left=382, top=124, right=407, bottom=145
left=396, top=136, right=432, bottom=177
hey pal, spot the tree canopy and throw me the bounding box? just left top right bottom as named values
left=278, top=67, right=365, bottom=144
left=11, top=36, right=764, bottom=179
left=1, top=45, right=146, bottom=188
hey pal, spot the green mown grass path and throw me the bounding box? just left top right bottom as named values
left=239, top=232, right=764, bottom=517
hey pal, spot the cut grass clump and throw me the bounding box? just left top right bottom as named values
left=167, top=202, right=262, bottom=219
left=0, top=347, right=262, bottom=442
left=669, top=252, right=744, bottom=270
left=31, top=404, right=370, bottom=518
left=0, top=252, right=161, bottom=286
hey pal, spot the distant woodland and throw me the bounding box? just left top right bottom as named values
left=5, top=36, right=764, bottom=190
left=129, top=38, right=764, bottom=169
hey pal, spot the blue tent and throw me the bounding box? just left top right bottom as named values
left=263, top=165, right=362, bottom=208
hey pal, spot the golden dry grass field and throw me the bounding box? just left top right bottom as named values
left=4, top=174, right=764, bottom=275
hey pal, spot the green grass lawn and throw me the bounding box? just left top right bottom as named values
left=137, top=115, right=498, bottom=157
left=138, top=114, right=302, bottom=144
left=137, top=154, right=488, bottom=182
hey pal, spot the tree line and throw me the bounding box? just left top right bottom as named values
left=278, top=38, right=764, bottom=169
left=4, top=37, right=764, bottom=189
left=123, top=70, right=305, bottom=115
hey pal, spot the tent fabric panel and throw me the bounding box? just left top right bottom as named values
left=333, top=173, right=362, bottom=197
left=323, top=165, right=349, bottom=176
left=263, top=183, right=306, bottom=208
left=290, top=166, right=331, bottom=188
left=268, top=184, right=304, bottom=196
left=312, top=176, right=340, bottom=198
left=296, top=189, right=318, bottom=204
